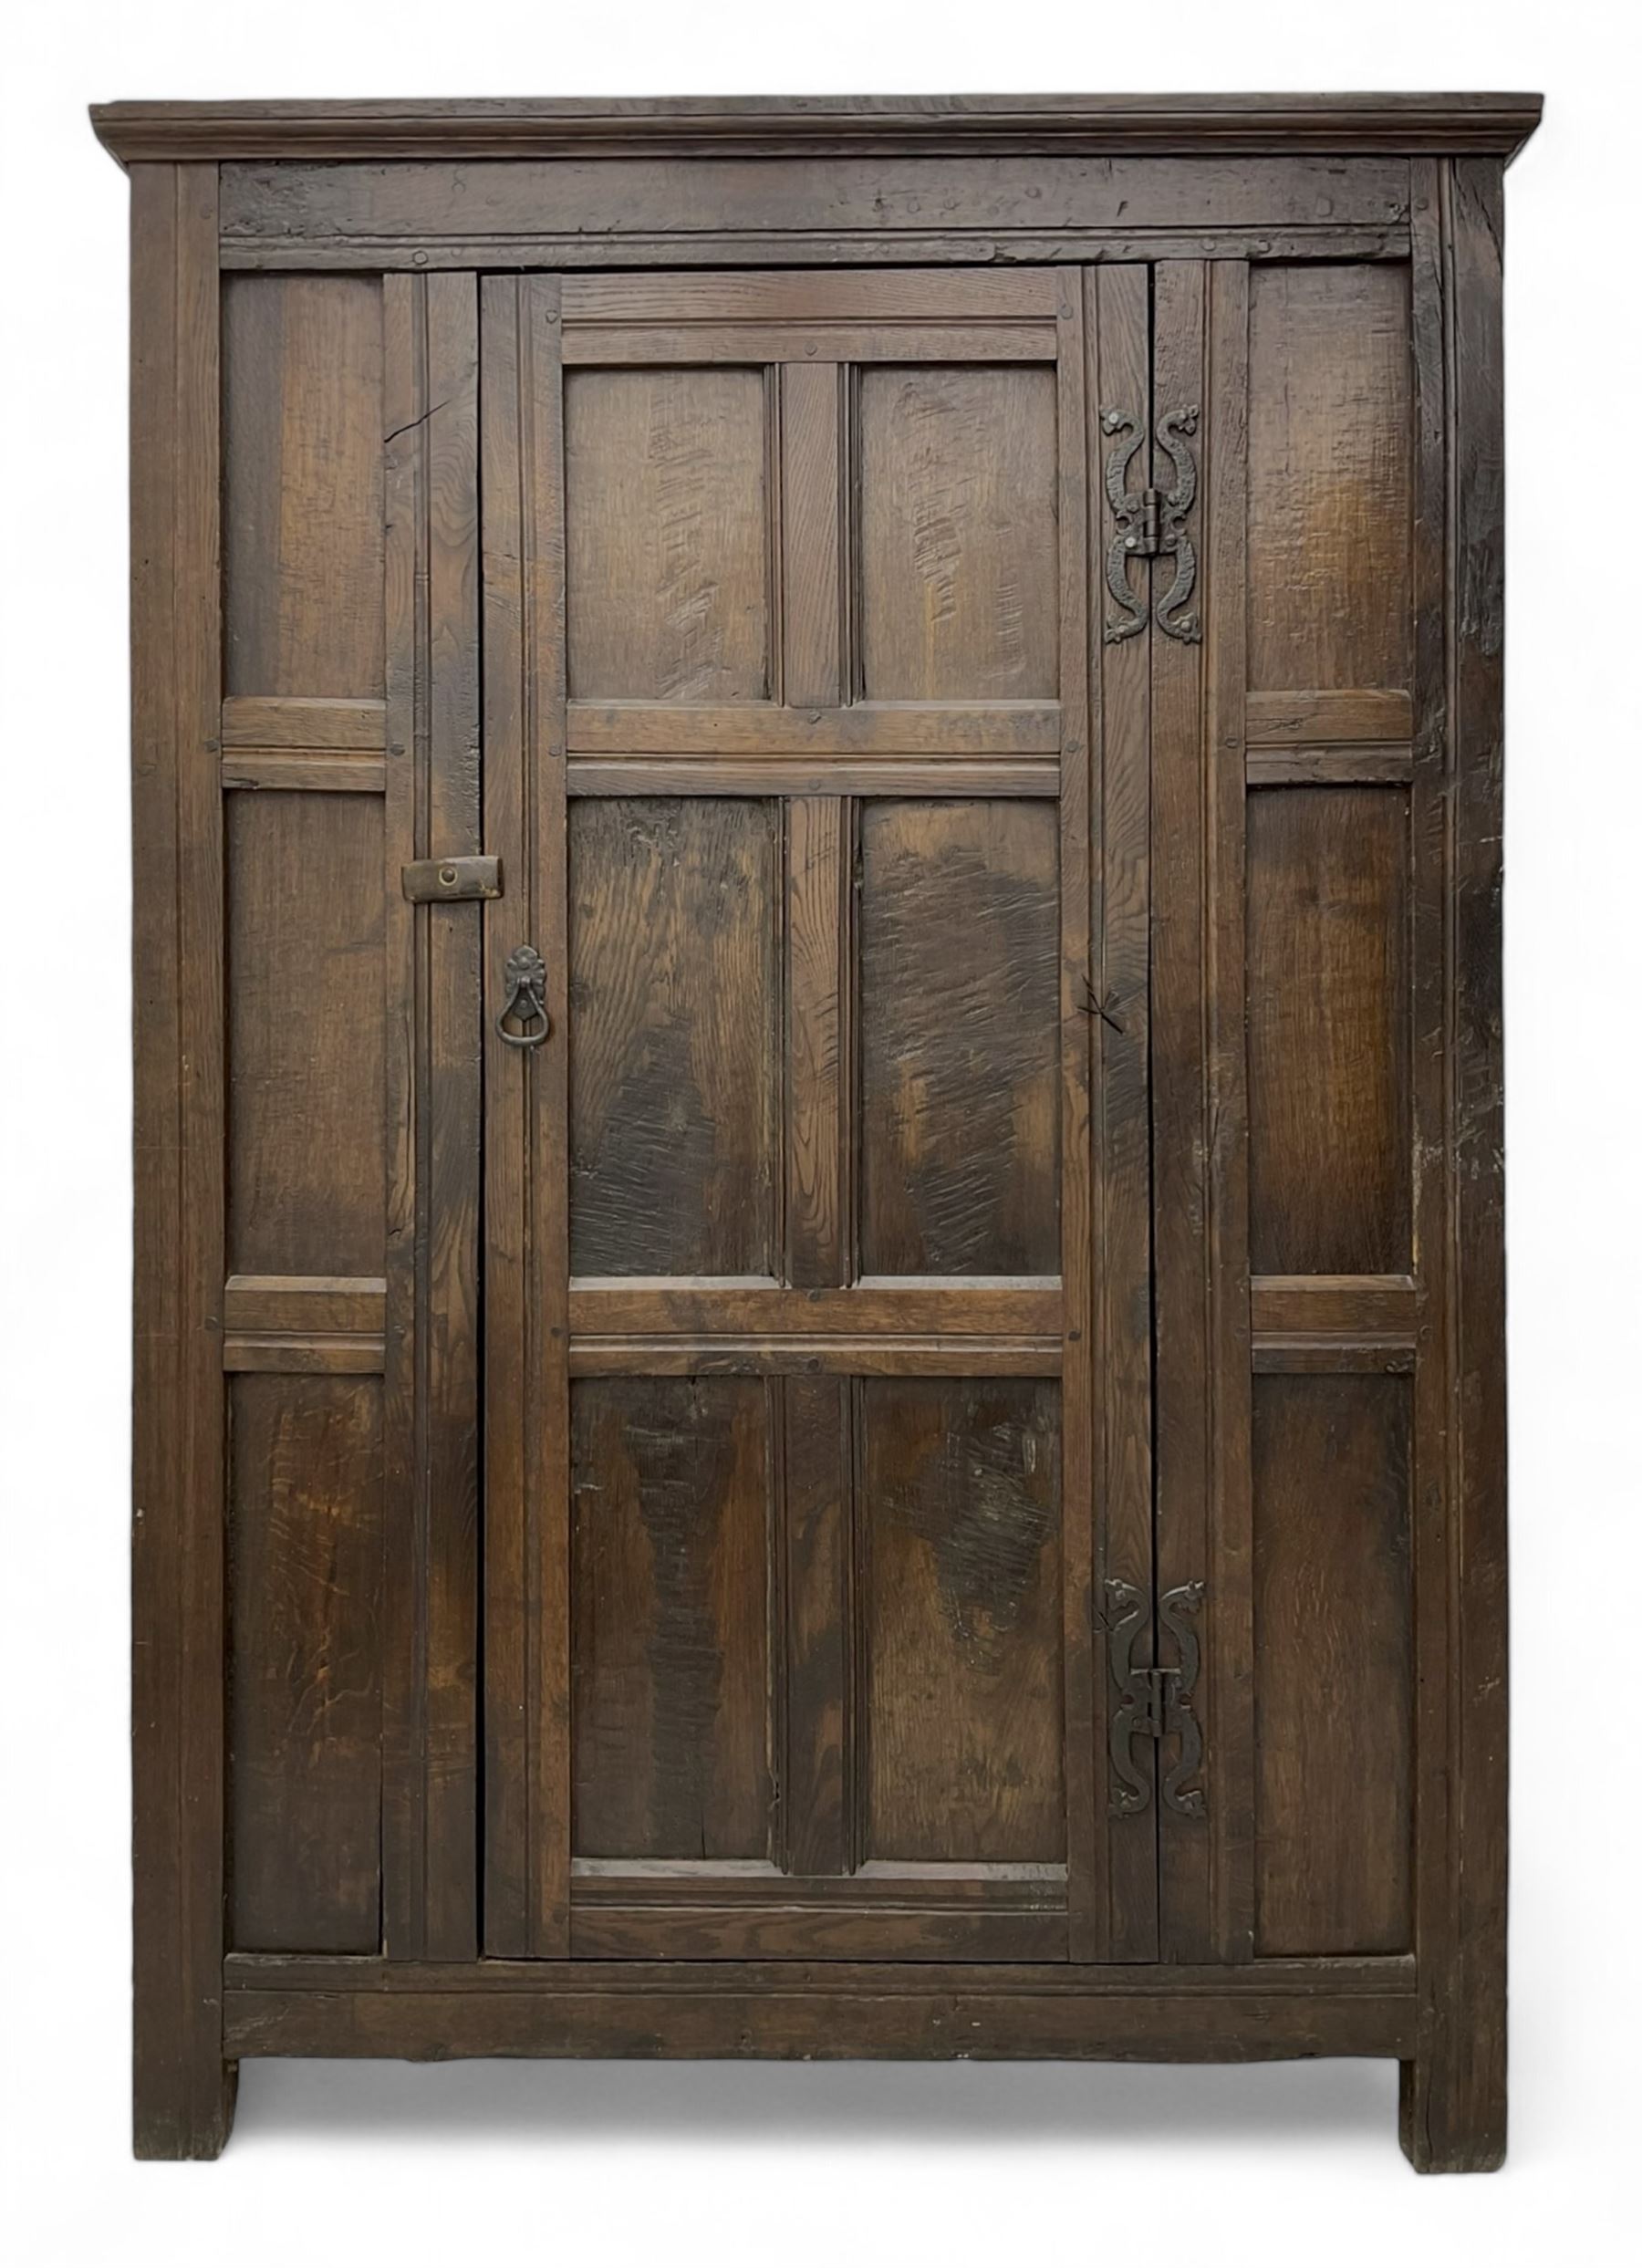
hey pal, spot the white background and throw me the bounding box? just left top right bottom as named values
left=2, top=4, right=1636, bottom=2261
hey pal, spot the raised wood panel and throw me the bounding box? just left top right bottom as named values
left=564, top=368, right=770, bottom=703
left=570, top=1378, right=773, bottom=1861
left=857, top=800, right=1059, bottom=1276
left=860, top=1379, right=1064, bottom=1864
left=1246, top=786, right=1411, bottom=1275
left=222, top=276, right=384, bottom=700
left=228, top=1374, right=383, bottom=1953
left=1252, top=1374, right=1412, bottom=1956
left=226, top=792, right=385, bottom=1277
left=857, top=367, right=1058, bottom=702
left=1247, top=265, right=1412, bottom=694
left=568, top=798, right=779, bottom=1276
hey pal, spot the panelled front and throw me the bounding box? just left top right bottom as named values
left=1150, top=257, right=1420, bottom=1964
left=215, top=253, right=1427, bottom=1976
left=483, top=268, right=1100, bottom=1961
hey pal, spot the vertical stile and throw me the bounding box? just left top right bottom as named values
left=130, top=161, right=234, bottom=2156
left=1200, top=261, right=1255, bottom=1962
left=1398, top=155, right=1511, bottom=2173
left=481, top=276, right=572, bottom=1955
left=1405, top=155, right=1453, bottom=2150
left=1086, top=264, right=1160, bottom=1961
left=381, top=273, right=483, bottom=1960
left=1055, top=281, right=1098, bottom=1960
left=1150, top=261, right=1256, bottom=1964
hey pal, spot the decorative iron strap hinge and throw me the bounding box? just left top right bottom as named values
left=1099, top=406, right=1202, bottom=646
left=1104, top=1577, right=1207, bottom=1818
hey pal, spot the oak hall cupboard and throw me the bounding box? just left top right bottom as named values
left=90, top=90, right=1539, bottom=2168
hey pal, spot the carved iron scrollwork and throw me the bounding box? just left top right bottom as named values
left=1153, top=409, right=1201, bottom=645
left=1103, top=1575, right=1208, bottom=1818
left=1100, top=409, right=1150, bottom=644
left=1158, top=1579, right=1206, bottom=1816
left=1097, top=403, right=1202, bottom=647
left=1104, top=1578, right=1153, bottom=1814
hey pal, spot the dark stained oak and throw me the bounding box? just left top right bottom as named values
left=860, top=1379, right=1065, bottom=1865
left=1252, top=1374, right=1413, bottom=1955
left=228, top=1375, right=384, bottom=1953
left=857, top=366, right=1058, bottom=701
left=570, top=1378, right=773, bottom=1862
left=857, top=800, right=1060, bottom=1276
left=567, top=797, right=779, bottom=1277
left=226, top=793, right=386, bottom=1278
left=222, top=276, right=384, bottom=699
left=107, top=95, right=1533, bottom=2166
left=1246, top=785, right=1413, bottom=1275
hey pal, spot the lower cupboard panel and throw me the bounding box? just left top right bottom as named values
left=1252, top=1372, right=1413, bottom=1956
left=228, top=1374, right=385, bottom=1954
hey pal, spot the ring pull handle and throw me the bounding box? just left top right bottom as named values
left=496, top=944, right=551, bottom=1049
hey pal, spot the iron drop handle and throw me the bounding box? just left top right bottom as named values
left=496, top=944, right=551, bottom=1049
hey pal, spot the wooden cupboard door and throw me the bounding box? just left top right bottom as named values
left=220, top=274, right=484, bottom=1958
left=482, top=269, right=1152, bottom=1961
left=1150, top=259, right=1421, bottom=1961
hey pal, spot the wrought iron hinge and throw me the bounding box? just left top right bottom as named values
left=1099, top=406, right=1202, bottom=647
left=1104, top=1576, right=1207, bottom=1818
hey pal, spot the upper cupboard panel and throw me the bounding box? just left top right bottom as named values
left=857, top=365, right=1058, bottom=702
left=1246, top=264, right=1412, bottom=694
left=223, top=276, right=385, bottom=699
left=565, top=368, right=771, bottom=702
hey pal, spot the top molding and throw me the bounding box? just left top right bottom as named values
left=90, top=91, right=1543, bottom=169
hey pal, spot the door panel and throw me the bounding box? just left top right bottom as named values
left=856, top=798, right=1060, bottom=1277
left=570, top=1377, right=774, bottom=1861
left=567, top=796, right=781, bottom=1277
left=564, top=366, right=773, bottom=703
left=856, top=365, right=1059, bottom=700
left=860, top=1378, right=1065, bottom=1865
left=483, top=265, right=1119, bottom=1961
